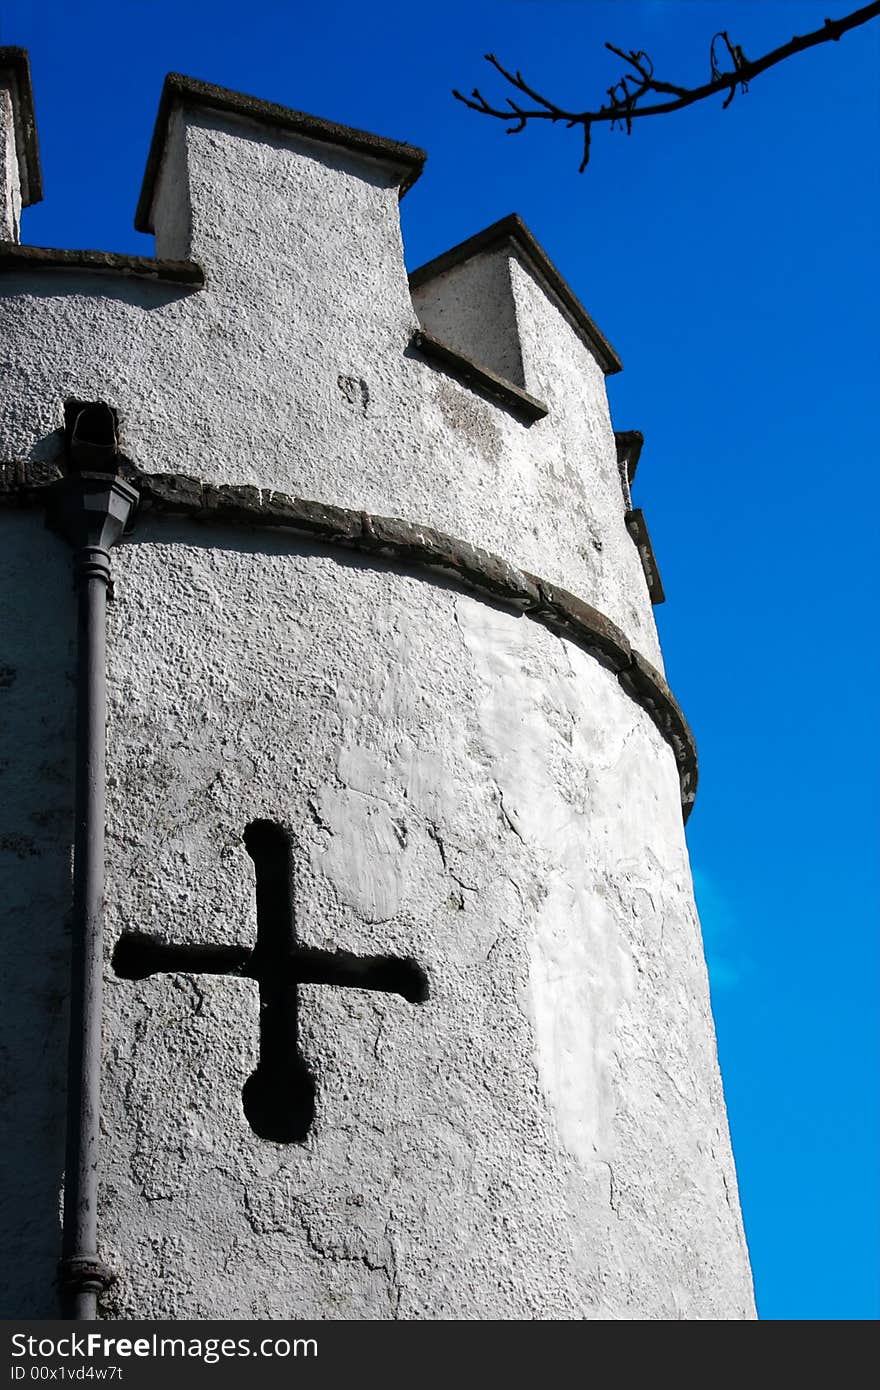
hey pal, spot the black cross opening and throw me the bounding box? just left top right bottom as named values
left=112, top=819, right=429, bottom=1143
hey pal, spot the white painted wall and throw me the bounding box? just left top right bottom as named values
left=0, top=80, right=754, bottom=1318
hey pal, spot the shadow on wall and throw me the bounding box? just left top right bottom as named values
left=0, top=513, right=75, bottom=1316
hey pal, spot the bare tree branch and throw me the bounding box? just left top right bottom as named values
left=452, top=2, right=880, bottom=171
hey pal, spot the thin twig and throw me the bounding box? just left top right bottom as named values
left=452, top=2, right=880, bottom=170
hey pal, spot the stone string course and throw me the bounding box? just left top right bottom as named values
left=0, top=242, right=205, bottom=284
left=0, top=460, right=697, bottom=819
left=409, top=329, right=549, bottom=423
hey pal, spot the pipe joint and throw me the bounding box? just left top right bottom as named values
left=74, top=546, right=112, bottom=588
left=59, top=1254, right=115, bottom=1295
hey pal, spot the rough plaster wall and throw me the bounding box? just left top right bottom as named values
left=411, top=251, right=525, bottom=387
left=509, top=255, right=663, bottom=665
left=0, top=101, right=754, bottom=1318
left=0, top=516, right=73, bottom=1317
left=0, top=84, right=22, bottom=242
left=90, top=527, right=753, bottom=1319
left=0, top=107, right=659, bottom=663
left=177, top=113, right=419, bottom=361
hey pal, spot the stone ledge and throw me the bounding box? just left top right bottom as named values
left=410, top=329, right=548, bottom=424
left=1, top=466, right=697, bottom=820
left=625, top=508, right=665, bottom=605
left=526, top=577, right=632, bottom=673
left=0, top=244, right=205, bottom=285
left=0, top=459, right=63, bottom=496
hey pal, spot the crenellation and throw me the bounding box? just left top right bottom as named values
left=411, top=214, right=622, bottom=387
left=135, top=73, right=426, bottom=234
left=148, top=105, right=194, bottom=263
left=0, top=49, right=41, bottom=243
left=411, top=246, right=526, bottom=388
left=139, top=76, right=425, bottom=345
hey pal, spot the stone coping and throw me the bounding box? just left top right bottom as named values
left=409, top=213, right=622, bottom=377
left=136, top=73, right=428, bottom=233
left=625, top=507, right=665, bottom=606
left=0, top=47, right=42, bottom=206
left=0, top=462, right=697, bottom=820
left=410, top=329, right=548, bottom=424
left=0, top=243, right=205, bottom=285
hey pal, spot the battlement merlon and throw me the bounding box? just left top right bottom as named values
left=410, top=213, right=622, bottom=395
left=0, top=48, right=42, bottom=243
left=135, top=74, right=426, bottom=300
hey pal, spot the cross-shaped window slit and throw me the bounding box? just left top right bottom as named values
left=112, top=819, right=429, bottom=1142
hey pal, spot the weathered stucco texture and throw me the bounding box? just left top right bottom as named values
left=0, top=516, right=73, bottom=1315
left=0, top=101, right=662, bottom=668
left=0, top=76, right=754, bottom=1318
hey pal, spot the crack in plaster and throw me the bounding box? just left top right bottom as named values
left=298, top=1214, right=402, bottom=1319
left=632, top=1055, right=697, bottom=1109
left=493, top=780, right=526, bottom=844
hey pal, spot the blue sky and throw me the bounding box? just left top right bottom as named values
left=4, top=0, right=877, bottom=1320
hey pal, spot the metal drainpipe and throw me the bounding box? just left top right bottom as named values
left=45, top=404, right=138, bottom=1320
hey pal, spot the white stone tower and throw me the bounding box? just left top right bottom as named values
left=0, top=52, right=755, bottom=1319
